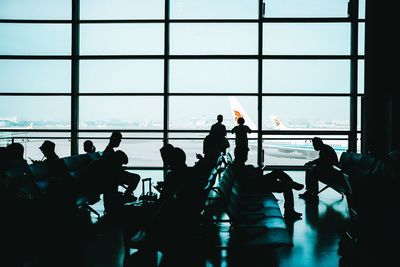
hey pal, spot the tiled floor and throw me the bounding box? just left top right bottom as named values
left=82, top=171, right=350, bottom=267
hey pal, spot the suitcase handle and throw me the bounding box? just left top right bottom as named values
left=141, top=177, right=152, bottom=195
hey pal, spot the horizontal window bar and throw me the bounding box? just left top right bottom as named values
left=0, top=18, right=365, bottom=24
left=0, top=55, right=365, bottom=60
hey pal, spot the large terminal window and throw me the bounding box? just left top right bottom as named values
left=0, top=0, right=365, bottom=172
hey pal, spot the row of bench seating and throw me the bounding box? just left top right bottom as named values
left=332, top=151, right=399, bottom=266
left=209, top=153, right=293, bottom=249
left=3, top=151, right=103, bottom=217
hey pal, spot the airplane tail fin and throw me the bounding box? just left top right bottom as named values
left=228, top=96, right=257, bottom=130
left=270, top=115, right=288, bottom=130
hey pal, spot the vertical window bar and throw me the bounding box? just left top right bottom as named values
left=71, top=0, right=80, bottom=155
left=349, top=0, right=359, bottom=152
left=163, top=0, right=170, bottom=174
left=258, top=0, right=264, bottom=166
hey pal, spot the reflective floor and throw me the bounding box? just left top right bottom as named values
left=81, top=171, right=350, bottom=267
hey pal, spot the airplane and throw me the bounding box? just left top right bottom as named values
left=228, top=96, right=348, bottom=161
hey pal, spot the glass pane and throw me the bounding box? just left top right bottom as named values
left=265, top=0, right=349, bottom=18
left=80, top=0, right=164, bottom=19
left=1, top=132, right=71, bottom=162
left=263, top=60, right=350, bottom=93
left=169, top=96, right=258, bottom=130
left=262, top=96, right=350, bottom=130
left=0, top=24, right=71, bottom=55
left=78, top=135, right=164, bottom=167
left=0, top=60, right=71, bottom=93
left=0, top=0, right=71, bottom=20
left=170, top=0, right=258, bottom=19
left=170, top=60, right=257, bottom=93
left=359, top=0, right=366, bottom=19
left=170, top=23, right=258, bottom=55
left=358, top=60, right=364, bottom=93
left=262, top=135, right=348, bottom=166
left=0, top=96, right=71, bottom=129
left=80, top=60, right=163, bottom=93
left=79, top=96, right=163, bottom=130
left=263, top=23, right=351, bottom=55
left=80, top=24, right=164, bottom=55
left=358, top=22, right=365, bottom=56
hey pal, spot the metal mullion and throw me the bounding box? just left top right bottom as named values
left=78, top=19, right=258, bottom=24
left=261, top=93, right=352, bottom=97
left=262, top=18, right=351, bottom=23
left=0, top=55, right=364, bottom=60
left=0, top=56, right=71, bottom=59
left=163, top=0, right=170, bottom=156
left=168, top=93, right=258, bottom=96
left=169, top=19, right=257, bottom=23
left=79, top=19, right=165, bottom=24
left=261, top=55, right=352, bottom=60
left=78, top=93, right=164, bottom=96
left=78, top=129, right=164, bottom=133
left=258, top=0, right=263, bottom=166
left=0, top=93, right=71, bottom=96
left=0, top=129, right=73, bottom=133
left=71, top=0, right=79, bottom=156
left=349, top=0, right=359, bottom=152
left=0, top=19, right=71, bottom=23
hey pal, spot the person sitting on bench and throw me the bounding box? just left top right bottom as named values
left=299, top=137, right=339, bottom=201
left=103, top=131, right=140, bottom=202
left=80, top=150, right=129, bottom=214
left=232, top=146, right=304, bottom=220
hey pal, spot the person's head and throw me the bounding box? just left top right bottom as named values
left=312, top=137, right=323, bottom=151
left=237, top=117, right=245, bottom=125
left=7, top=142, right=24, bottom=161
left=169, top=147, right=186, bottom=169
left=110, top=150, right=128, bottom=166
left=160, top=143, right=175, bottom=166
left=217, top=114, right=223, bottom=123
left=39, top=140, right=56, bottom=157
left=109, top=131, right=122, bottom=148
left=83, top=140, right=96, bottom=153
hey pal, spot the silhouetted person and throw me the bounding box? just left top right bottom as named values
left=160, top=143, right=175, bottom=169
left=102, top=131, right=140, bottom=201
left=103, top=131, right=122, bottom=156
left=155, top=143, right=175, bottom=193
left=211, top=114, right=226, bottom=139
left=299, top=137, right=338, bottom=201
left=83, top=140, right=96, bottom=153
left=31, top=140, right=59, bottom=163
left=146, top=147, right=203, bottom=246
left=210, top=114, right=230, bottom=155
left=203, top=131, right=221, bottom=164
left=80, top=150, right=129, bottom=214
left=5, top=142, right=27, bottom=170
left=233, top=146, right=303, bottom=220
left=231, top=117, right=251, bottom=150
